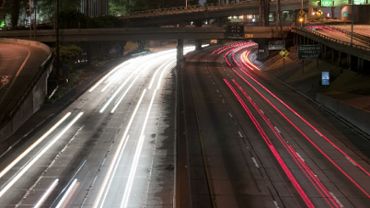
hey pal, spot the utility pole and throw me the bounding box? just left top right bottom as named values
left=350, top=0, right=354, bottom=47
left=55, top=0, right=60, bottom=78
left=276, top=0, right=282, bottom=37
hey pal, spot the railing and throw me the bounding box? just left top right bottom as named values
left=292, top=26, right=370, bottom=52
left=125, top=0, right=307, bottom=18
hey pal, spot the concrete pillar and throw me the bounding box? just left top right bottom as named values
left=347, top=54, right=352, bottom=69
left=337, top=52, right=342, bottom=66
left=195, top=40, right=202, bottom=50
left=331, top=49, right=335, bottom=63
left=177, top=39, right=184, bottom=69
left=357, top=57, right=363, bottom=72
left=256, top=39, right=269, bottom=61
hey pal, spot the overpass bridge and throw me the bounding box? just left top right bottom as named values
left=0, top=26, right=293, bottom=42
left=121, top=0, right=309, bottom=26
left=291, top=25, right=370, bottom=73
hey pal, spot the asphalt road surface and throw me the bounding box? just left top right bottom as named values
left=0, top=42, right=369, bottom=208
left=179, top=42, right=370, bottom=208
left=0, top=47, right=194, bottom=207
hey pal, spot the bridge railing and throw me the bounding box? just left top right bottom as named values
left=292, top=26, right=370, bottom=52
left=125, top=0, right=304, bottom=18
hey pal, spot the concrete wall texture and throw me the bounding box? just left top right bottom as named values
left=0, top=39, right=52, bottom=140
left=316, top=93, right=370, bottom=136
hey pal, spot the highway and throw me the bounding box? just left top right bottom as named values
left=179, top=42, right=370, bottom=207
left=0, top=47, right=194, bottom=207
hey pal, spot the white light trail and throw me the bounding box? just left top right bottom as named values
left=99, top=70, right=138, bottom=113
left=120, top=55, right=174, bottom=207
left=110, top=74, right=140, bottom=114
left=120, top=91, right=159, bottom=208
left=156, top=60, right=176, bottom=90
left=88, top=60, right=133, bottom=93
left=55, top=179, right=79, bottom=208
left=0, top=112, right=71, bottom=180
left=94, top=90, right=147, bottom=208
left=33, top=179, right=59, bottom=208
left=0, top=112, right=83, bottom=198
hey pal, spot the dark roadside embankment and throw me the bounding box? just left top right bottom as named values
left=253, top=45, right=370, bottom=154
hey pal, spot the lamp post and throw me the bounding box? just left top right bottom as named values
left=350, top=0, right=354, bottom=47
left=55, top=0, right=60, bottom=77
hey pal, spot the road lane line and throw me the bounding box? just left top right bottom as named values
left=251, top=157, right=259, bottom=168
left=274, top=126, right=281, bottom=134
left=94, top=90, right=147, bottom=208
left=238, top=131, right=243, bottom=138
left=224, top=79, right=315, bottom=208
left=232, top=68, right=370, bottom=198
left=235, top=53, right=370, bottom=177
left=329, top=192, right=344, bottom=208
left=0, top=112, right=71, bottom=180
left=228, top=113, right=233, bottom=118
left=0, top=112, right=83, bottom=198
left=34, top=178, right=59, bottom=208
left=232, top=78, right=343, bottom=207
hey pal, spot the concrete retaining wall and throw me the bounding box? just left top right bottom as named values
left=0, top=39, right=52, bottom=140
left=316, top=93, right=370, bottom=135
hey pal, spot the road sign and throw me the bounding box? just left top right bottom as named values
left=268, top=40, right=285, bottom=50
left=321, top=71, right=330, bottom=86
left=279, top=49, right=289, bottom=58
left=245, top=34, right=254, bottom=38
left=298, top=44, right=320, bottom=59
left=226, top=24, right=244, bottom=38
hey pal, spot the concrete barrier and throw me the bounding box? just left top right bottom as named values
left=0, top=39, right=53, bottom=140
left=316, top=93, right=370, bottom=135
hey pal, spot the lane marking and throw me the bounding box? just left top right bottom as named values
left=296, top=152, right=305, bottom=162
left=273, top=200, right=280, bottom=208
left=238, top=131, right=243, bottom=138
left=228, top=113, right=233, bottom=118
left=274, top=126, right=281, bottom=134
left=251, top=157, right=259, bottom=168
left=329, top=192, right=344, bottom=208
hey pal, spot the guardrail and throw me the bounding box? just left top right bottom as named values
left=292, top=26, right=370, bottom=52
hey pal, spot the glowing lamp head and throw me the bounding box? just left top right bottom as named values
left=298, top=17, right=304, bottom=23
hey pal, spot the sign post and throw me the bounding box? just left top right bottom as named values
left=298, top=44, right=321, bottom=74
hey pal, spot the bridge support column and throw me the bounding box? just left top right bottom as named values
left=195, top=40, right=202, bottom=50
left=256, top=40, right=269, bottom=61
left=177, top=39, right=184, bottom=69
left=358, top=58, right=364, bottom=72
left=337, top=52, right=342, bottom=66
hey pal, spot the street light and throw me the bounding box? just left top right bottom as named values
left=299, top=16, right=304, bottom=26
left=350, top=0, right=354, bottom=47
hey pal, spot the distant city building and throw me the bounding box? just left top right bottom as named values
left=80, top=0, right=108, bottom=17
